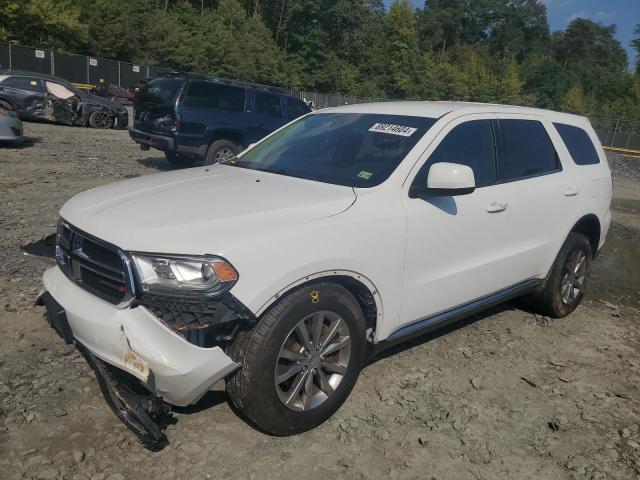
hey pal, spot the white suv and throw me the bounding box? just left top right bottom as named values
left=38, top=102, right=611, bottom=445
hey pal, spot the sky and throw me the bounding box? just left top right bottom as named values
left=387, top=0, right=639, bottom=69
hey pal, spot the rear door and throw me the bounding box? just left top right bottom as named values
left=133, top=78, right=184, bottom=134
left=177, top=81, right=247, bottom=148
left=246, top=91, right=285, bottom=143
left=494, top=115, right=573, bottom=280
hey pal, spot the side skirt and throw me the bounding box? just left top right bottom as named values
left=369, top=278, right=540, bottom=357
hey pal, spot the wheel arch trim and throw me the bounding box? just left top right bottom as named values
left=254, top=269, right=383, bottom=336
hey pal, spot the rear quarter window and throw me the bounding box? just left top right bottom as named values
left=182, top=81, right=245, bottom=112
left=553, top=123, right=600, bottom=165
left=2, top=76, right=43, bottom=92
left=136, top=78, right=183, bottom=106
left=496, top=119, right=559, bottom=182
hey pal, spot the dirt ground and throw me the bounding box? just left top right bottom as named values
left=0, top=121, right=639, bottom=480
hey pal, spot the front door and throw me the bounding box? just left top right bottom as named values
left=397, top=114, right=519, bottom=334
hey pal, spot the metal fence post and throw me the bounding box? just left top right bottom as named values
left=86, top=57, right=90, bottom=83
left=610, top=119, right=620, bottom=148
left=8, top=43, right=11, bottom=70
left=118, top=61, right=121, bottom=87
left=51, top=50, right=55, bottom=76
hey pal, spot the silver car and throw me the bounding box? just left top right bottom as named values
left=0, top=106, right=23, bottom=142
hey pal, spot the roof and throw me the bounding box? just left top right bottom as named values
left=321, top=101, right=588, bottom=126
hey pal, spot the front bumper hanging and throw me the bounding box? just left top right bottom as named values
left=36, top=290, right=173, bottom=449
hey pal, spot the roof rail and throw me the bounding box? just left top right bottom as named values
left=154, top=71, right=290, bottom=95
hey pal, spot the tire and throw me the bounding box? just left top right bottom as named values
left=0, top=98, right=15, bottom=111
left=164, top=151, right=197, bottom=168
left=88, top=110, right=114, bottom=129
left=525, top=232, right=592, bottom=318
left=204, top=139, right=241, bottom=165
left=226, top=283, right=367, bottom=436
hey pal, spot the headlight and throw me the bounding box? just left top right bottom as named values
left=131, top=254, right=238, bottom=298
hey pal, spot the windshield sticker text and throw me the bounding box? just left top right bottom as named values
left=368, top=123, right=417, bottom=137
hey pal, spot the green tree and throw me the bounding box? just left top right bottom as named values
left=0, top=0, right=87, bottom=50
left=632, top=23, right=640, bottom=74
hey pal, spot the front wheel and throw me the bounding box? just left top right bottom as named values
left=226, top=283, right=367, bottom=435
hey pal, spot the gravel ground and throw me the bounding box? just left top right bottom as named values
left=1, top=121, right=639, bottom=480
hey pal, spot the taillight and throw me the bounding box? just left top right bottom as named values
left=171, top=112, right=181, bottom=133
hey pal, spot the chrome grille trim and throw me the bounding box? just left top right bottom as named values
left=56, top=219, right=135, bottom=307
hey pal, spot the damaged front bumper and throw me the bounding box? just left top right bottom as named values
left=40, top=266, right=240, bottom=407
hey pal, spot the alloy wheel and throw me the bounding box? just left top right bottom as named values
left=214, top=147, right=235, bottom=163
left=275, top=311, right=351, bottom=411
left=560, top=249, right=587, bottom=304
left=93, top=111, right=113, bottom=129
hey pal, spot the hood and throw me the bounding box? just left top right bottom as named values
left=82, top=93, right=125, bottom=111
left=60, top=165, right=357, bottom=255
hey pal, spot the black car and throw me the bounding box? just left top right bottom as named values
left=129, top=74, right=310, bottom=167
left=0, top=71, right=128, bottom=129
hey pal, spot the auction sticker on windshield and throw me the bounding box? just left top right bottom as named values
left=368, top=123, right=417, bottom=137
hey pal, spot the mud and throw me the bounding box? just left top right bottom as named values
left=1, top=121, right=639, bottom=480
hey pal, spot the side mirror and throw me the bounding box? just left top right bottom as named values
left=410, top=162, right=475, bottom=198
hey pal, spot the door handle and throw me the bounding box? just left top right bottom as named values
left=486, top=201, right=508, bottom=213
left=564, top=187, right=579, bottom=197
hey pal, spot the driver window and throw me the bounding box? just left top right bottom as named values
left=413, top=120, right=496, bottom=188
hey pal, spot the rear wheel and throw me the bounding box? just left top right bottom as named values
left=525, top=232, right=592, bottom=318
left=226, top=283, right=367, bottom=435
left=88, top=110, right=114, bottom=129
left=204, top=139, right=241, bottom=165
left=164, top=152, right=196, bottom=168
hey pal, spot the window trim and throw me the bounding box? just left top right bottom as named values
left=493, top=117, right=563, bottom=185
left=552, top=122, right=601, bottom=166
left=408, top=116, right=498, bottom=195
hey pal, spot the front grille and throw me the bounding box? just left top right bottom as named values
left=56, top=220, right=132, bottom=305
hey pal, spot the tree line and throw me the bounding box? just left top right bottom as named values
left=1, top=0, right=639, bottom=120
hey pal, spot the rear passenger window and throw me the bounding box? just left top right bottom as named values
left=182, top=81, right=245, bottom=112
left=255, top=93, right=282, bottom=118
left=286, top=99, right=309, bottom=120
left=3, top=76, right=43, bottom=92
left=496, top=119, right=559, bottom=181
left=553, top=123, right=600, bottom=165
left=415, top=120, right=496, bottom=187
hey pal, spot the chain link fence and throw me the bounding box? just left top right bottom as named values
left=589, top=117, right=640, bottom=153
left=0, top=42, right=379, bottom=108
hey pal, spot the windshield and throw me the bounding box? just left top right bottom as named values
left=228, top=113, right=436, bottom=187
left=135, top=78, right=183, bottom=106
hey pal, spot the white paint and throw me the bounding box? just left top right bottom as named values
left=44, top=101, right=612, bottom=405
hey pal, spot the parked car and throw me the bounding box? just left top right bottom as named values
left=128, top=73, right=311, bottom=167
left=0, top=103, right=23, bottom=143
left=0, top=71, right=128, bottom=129
left=38, top=102, right=611, bottom=447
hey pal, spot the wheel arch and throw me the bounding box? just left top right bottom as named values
left=207, top=128, right=245, bottom=148
left=0, top=95, right=18, bottom=111
left=255, top=270, right=383, bottom=339
left=569, top=214, right=601, bottom=256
